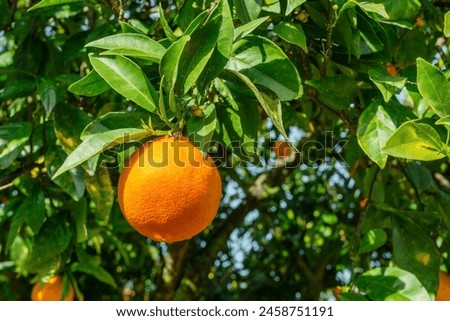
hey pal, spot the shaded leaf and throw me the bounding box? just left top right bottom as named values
left=71, top=263, right=118, bottom=289
left=359, top=228, right=387, bottom=254
left=234, top=0, right=262, bottom=23
left=355, top=267, right=431, bottom=301
left=306, top=75, right=359, bottom=109
left=89, top=54, right=158, bottom=112
left=85, top=166, right=114, bottom=224
left=234, top=17, right=268, bottom=41
left=392, top=216, right=440, bottom=295
left=369, top=70, right=407, bottom=102
left=404, top=162, right=433, bottom=192
left=284, top=0, right=306, bottom=16
left=28, top=0, right=82, bottom=11
left=69, top=199, right=88, bottom=243
left=187, top=103, right=217, bottom=154
left=37, top=78, right=58, bottom=116
left=339, top=1, right=389, bottom=20
left=0, top=122, right=31, bottom=169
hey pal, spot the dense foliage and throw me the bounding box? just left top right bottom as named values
left=1, top=0, right=450, bottom=300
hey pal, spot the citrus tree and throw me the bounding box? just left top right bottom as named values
left=1, top=0, right=450, bottom=301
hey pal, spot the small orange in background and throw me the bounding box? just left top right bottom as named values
left=272, top=141, right=292, bottom=158
left=386, top=63, right=398, bottom=77
left=31, top=275, right=74, bottom=301
left=118, top=136, right=222, bottom=243
left=436, top=271, right=450, bottom=301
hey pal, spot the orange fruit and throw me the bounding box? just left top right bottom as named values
left=31, top=275, right=74, bottom=301
left=437, top=271, right=450, bottom=301
left=272, top=141, right=291, bottom=158
left=118, top=136, right=222, bottom=243
left=386, top=63, right=398, bottom=77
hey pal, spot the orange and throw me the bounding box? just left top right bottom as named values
left=437, top=271, right=450, bottom=301
left=118, top=136, right=222, bottom=243
left=31, top=275, right=74, bottom=301
left=272, top=141, right=291, bottom=158
left=386, top=63, right=398, bottom=77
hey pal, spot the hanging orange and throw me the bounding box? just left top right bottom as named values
left=437, top=271, right=450, bottom=301
left=31, top=275, right=74, bottom=301
left=118, top=136, right=222, bottom=243
left=272, top=141, right=292, bottom=158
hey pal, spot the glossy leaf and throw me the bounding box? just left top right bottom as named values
left=339, top=1, right=389, bottom=20
left=369, top=70, right=407, bottom=102
left=89, top=55, right=158, bottom=112
left=355, top=267, right=431, bottom=301
left=358, top=229, right=387, bottom=254
left=274, top=22, right=307, bottom=53
left=86, top=33, right=166, bottom=63
left=436, top=115, right=450, bottom=126
left=227, top=35, right=302, bottom=101
left=52, top=128, right=151, bottom=179
left=0, top=122, right=31, bottom=169
left=28, top=0, right=81, bottom=11
left=69, top=70, right=110, bottom=97
left=158, top=3, right=177, bottom=43
left=392, top=217, right=440, bottom=294
left=383, top=120, right=446, bottom=161
left=234, top=0, right=262, bottom=23
left=417, top=58, right=450, bottom=117
left=160, top=36, right=190, bottom=95
left=187, top=103, right=217, bottom=154
left=234, top=17, right=268, bottom=41
left=357, top=101, right=414, bottom=168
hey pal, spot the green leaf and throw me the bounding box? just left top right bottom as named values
left=86, top=33, right=166, bottom=63
left=417, top=58, right=450, bottom=117
left=23, top=188, right=46, bottom=235
left=306, top=75, right=359, bottom=109
left=52, top=128, right=151, bottom=179
left=274, top=22, right=307, bottom=53
left=371, top=0, right=420, bottom=28
left=160, top=35, right=190, bottom=96
left=383, top=120, right=446, bottom=161
left=445, top=11, right=450, bottom=37
left=89, top=54, right=158, bottom=112
left=69, top=70, right=110, bottom=97
left=71, top=263, right=118, bottom=289
left=28, top=0, right=82, bottom=11
left=224, top=70, right=288, bottom=141
left=357, top=101, right=415, bottom=168
left=234, top=0, right=262, bottom=23
left=339, top=1, right=389, bottom=20
left=358, top=229, right=387, bottom=254
left=436, top=115, right=450, bottom=126
left=392, top=217, right=440, bottom=295
left=37, top=78, right=58, bottom=116
left=85, top=167, right=114, bottom=224
left=81, top=111, right=160, bottom=138
left=404, top=162, right=433, bottom=192
left=369, top=70, right=407, bottom=102
left=234, top=17, right=268, bottom=41
left=45, top=146, right=85, bottom=200
left=187, top=103, right=217, bottom=154
left=355, top=267, right=431, bottom=301
left=337, top=293, right=368, bottom=301
left=158, top=3, right=177, bottom=43
left=27, top=216, right=72, bottom=273
left=284, top=0, right=306, bottom=16
left=70, top=199, right=88, bottom=243
left=227, top=35, right=302, bottom=101
left=0, top=122, right=31, bottom=169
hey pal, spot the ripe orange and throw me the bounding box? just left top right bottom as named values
left=31, top=275, right=74, bottom=301
left=118, top=136, right=222, bottom=243
left=272, top=141, right=291, bottom=158
left=436, top=271, right=450, bottom=301
left=386, top=63, right=398, bottom=77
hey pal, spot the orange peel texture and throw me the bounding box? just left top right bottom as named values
left=118, top=136, right=222, bottom=243
left=31, top=275, right=74, bottom=301
left=437, top=271, right=450, bottom=301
